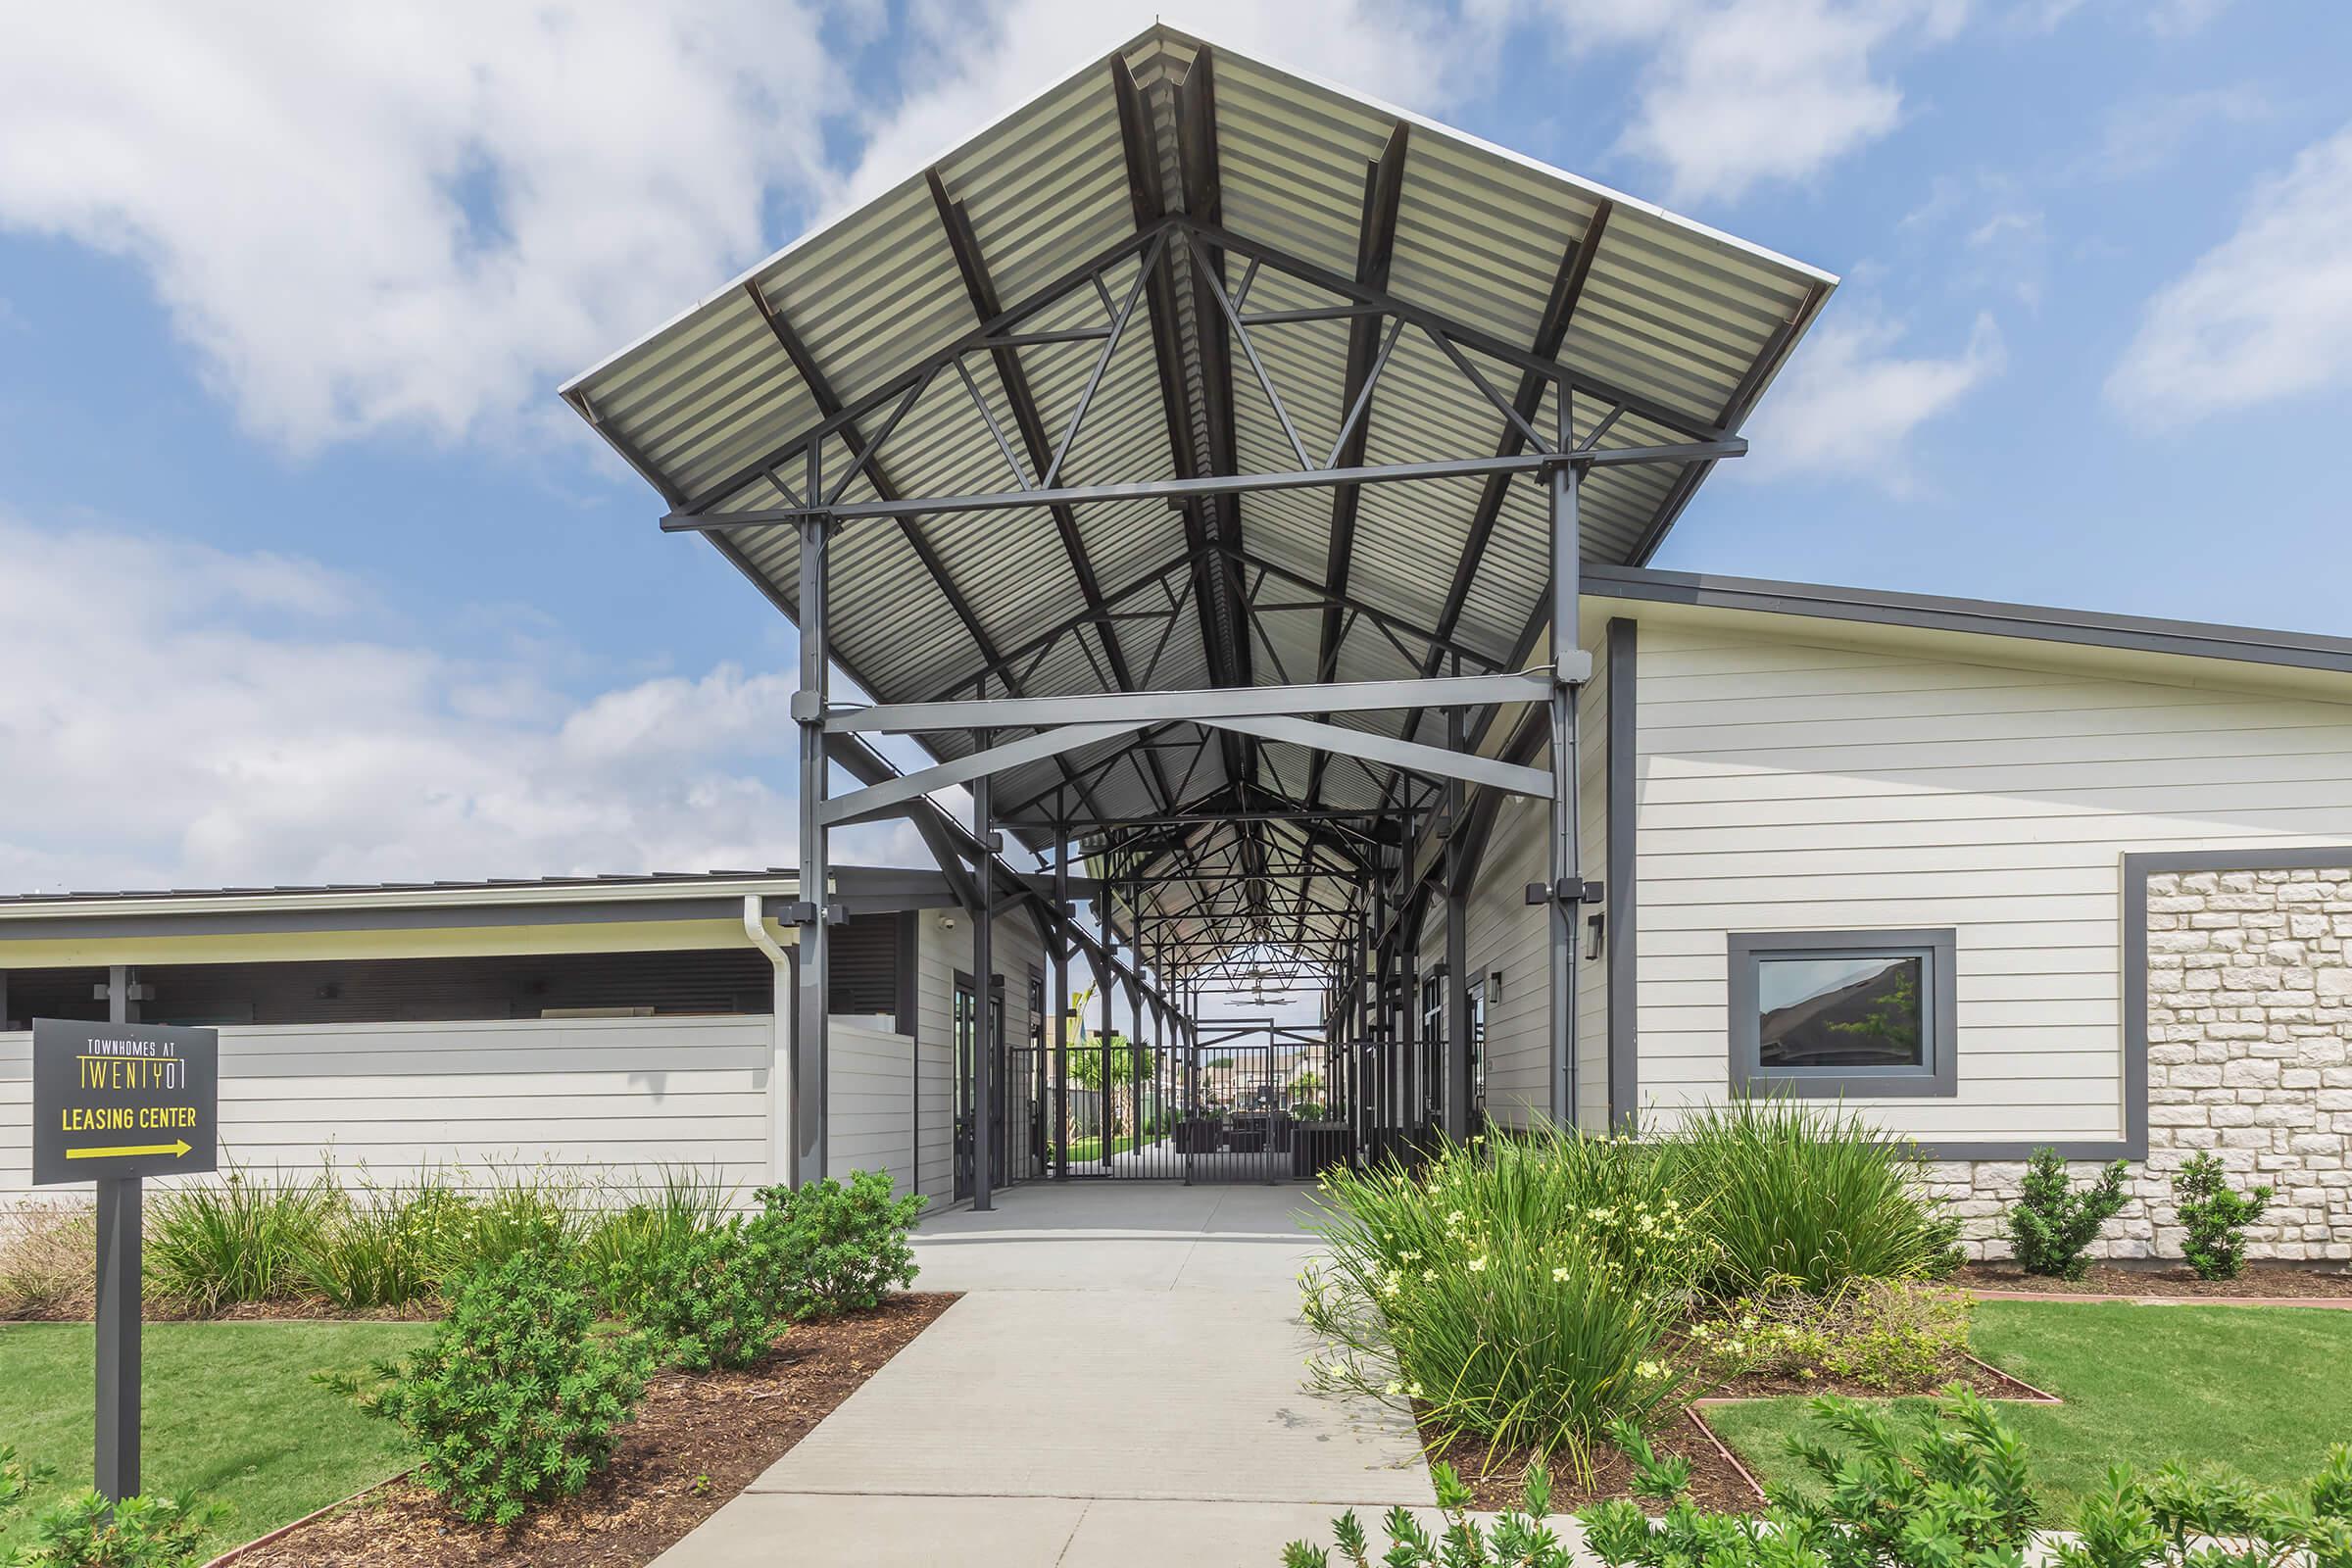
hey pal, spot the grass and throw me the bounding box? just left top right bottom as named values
left=0, top=1320, right=431, bottom=1553
left=1703, top=1299, right=2352, bottom=1520
left=1063, top=1133, right=1149, bottom=1162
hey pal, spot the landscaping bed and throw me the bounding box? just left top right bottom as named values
left=1953, top=1261, right=2352, bottom=1299
left=1430, top=1411, right=1763, bottom=1514
left=224, top=1291, right=955, bottom=1567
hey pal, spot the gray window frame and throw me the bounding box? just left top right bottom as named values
left=1727, top=928, right=1958, bottom=1099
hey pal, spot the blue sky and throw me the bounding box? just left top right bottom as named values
left=1, top=0, right=2349, bottom=927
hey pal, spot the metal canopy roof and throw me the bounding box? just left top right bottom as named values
left=564, top=24, right=1834, bottom=989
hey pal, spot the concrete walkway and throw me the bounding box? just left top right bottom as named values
left=654, top=1182, right=1434, bottom=1565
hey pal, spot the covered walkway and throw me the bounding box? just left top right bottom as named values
left=565, top=24, right=1834, bottom=1195
left=653, top=1183, right=1435, bottom=1565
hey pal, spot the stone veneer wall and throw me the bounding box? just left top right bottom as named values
left=1927, top=863, right=2352, bottom=1265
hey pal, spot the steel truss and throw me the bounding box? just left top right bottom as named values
left=749, top=46, right=1747, bottom=1202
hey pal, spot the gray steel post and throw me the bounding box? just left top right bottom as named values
left=795, top=511, right=831, bottom=1189
left=1547, top=438, right=1583, bottom=1128
left=1130, top=973, right=1145, bottom=1172
left=1099, top=939, right=1115, bottom=1169
left=95, top=964, right=139, bottom=1502
left=1054, top=828, right=1070, bottom=1179
left=1446, top=702, right=1472, bottom=1142
left=972, top=737, right=994, bottom=1212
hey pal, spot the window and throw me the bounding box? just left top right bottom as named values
left=1728, top=929, right=1957, bottom=1098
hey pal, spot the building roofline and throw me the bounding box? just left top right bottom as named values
left=0, top=868, right=808, bottom=922
left=1585, top=564, right=2352, bottom=680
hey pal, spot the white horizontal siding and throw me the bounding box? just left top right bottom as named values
left=827, top=1017, right=915, bottom=1198
left=0, top=1013, right=775, bottom=1203
left=1631, top=618, right=2352, bottom=1145
left=912, top=906, right=1048, bottom=1201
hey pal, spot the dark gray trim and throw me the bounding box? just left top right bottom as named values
left=1586, top=564, right=2352, bottom=679
left=1728, top=928, right=1958, bottom=1100
left=1605, top=617, right=1638, bottom=1133
left=895, top=911, right=919, bottom=1038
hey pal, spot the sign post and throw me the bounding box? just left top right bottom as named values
left=31, top=1006, right=218, bottom=1502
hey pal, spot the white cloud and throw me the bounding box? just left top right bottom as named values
left=1548, top=0, right=1967, bottom=205
left=2106, top=124, right=2352, bottom=430
left=1740, top=307, right=2003, bottom=490
left=0, top=515, right=934, bottom=893
left=0, top=2, right=848, bottom=451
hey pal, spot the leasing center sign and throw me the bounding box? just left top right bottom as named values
left=31, top=1019, right=219, bottom=1186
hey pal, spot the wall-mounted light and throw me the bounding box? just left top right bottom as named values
left=1585, top=912, right=1606, bottom=962
left=938, top=913, right=957, bottom=930
left=1487, top=969, right=1504, bottom=1001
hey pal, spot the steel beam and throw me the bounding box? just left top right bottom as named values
left=1207, top=714, right=1553, bottom=797
left=661, top=444, right=1740, bottom=532
left=818, top=721, right=1143, bottom=829
left=832, top=671, right=1554, bottom=734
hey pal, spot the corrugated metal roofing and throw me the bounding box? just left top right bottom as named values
left=563, top=24, right=1835, bottom=984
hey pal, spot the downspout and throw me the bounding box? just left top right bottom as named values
left=745, top=895, right=796, bottom=1191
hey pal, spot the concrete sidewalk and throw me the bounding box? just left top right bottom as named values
left=652, top=1183, right=1434, bottom=1566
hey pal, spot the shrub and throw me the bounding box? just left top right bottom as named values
left=3, top=1489, right=226, bottom=1568
left=1664, top=1098, right=1958, bottom=1296
left=145, top=1166, right=336, bottom=1314
left=1695, top=1280, right=1975, bottom=1393
left=1284, top=1395, right=2352, bottom=1568
left=1282, top=1460, right=1569, bottom=1568
left=328, top=1250, right=650, bottom=1527
left=628, top=1219, right=791, bottom=1371
left=752, top=1170, right=924, bottom=1318
left=0, top=1205, right=96, bottom=1320
left=2172, top=1152, right=2272, bottom=1281
left=295, top=1173, right=470, bottom=1312
left=2008, top=1149, right=2131, bottom=1280
left=579, top=1166, right=734, bottom=1315
left=2056, top=1447, right=2352, bottom=1568
left=1301, top=1129, right=1711, bottom=1465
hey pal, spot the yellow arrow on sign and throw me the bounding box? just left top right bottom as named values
left=66, top=1140, right=192, bottom=1160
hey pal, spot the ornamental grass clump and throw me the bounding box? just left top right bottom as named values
left=295, top=1171, right=472, bottom=1311
left=1301, top=1129, right=1711, bottom=1468
left=580, top=1165, right=735, bottom=1315
left=2173, top=1152, right=2272, bottom=1281
left=1664, top=1097, right=1958, bottom=1296
left=144, top=1164, right=337, bottom=1314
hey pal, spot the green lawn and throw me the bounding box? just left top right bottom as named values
left=1064, top=1133, right=1148, bottom=1162
left=0, top=1320, right=431, bottom=1553
left=1704, top=1300, right=2352, bottom=1521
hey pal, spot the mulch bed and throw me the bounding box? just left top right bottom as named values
left=1426, top=1409, right=1765, bottom=1515
left=220, top=1292, right=957, bottom=1568
left=1954, top=1262, right=2352, bottom=1300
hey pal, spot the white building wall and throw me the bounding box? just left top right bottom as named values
left=1629, top=616, right=2352, bottom=1147
left=826, top=1016, right=916, bottom=1198
left=911, top=905, right=1048, bottom=1202
left=0, top=1013, right=773, bottom=1203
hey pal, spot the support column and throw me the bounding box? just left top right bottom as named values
left=1130, top=974, right=1146, bottom=1169
left=1546, top=432, right=1584, bottom=1129
left=794, top=512, right=831, bottom=1190
left=1446, top=703, right=1472, bottom=1143
left=1099, top=938, right=1115, bottom=1170
left=1053, top=826, right=1070, bottom=1180
left=971, top=734, right=995, bottom=1212
left=95, top=964, right=140, bottom=1501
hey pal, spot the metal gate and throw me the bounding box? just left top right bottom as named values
left=1177, top=1020, right=1332, bottom=1185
